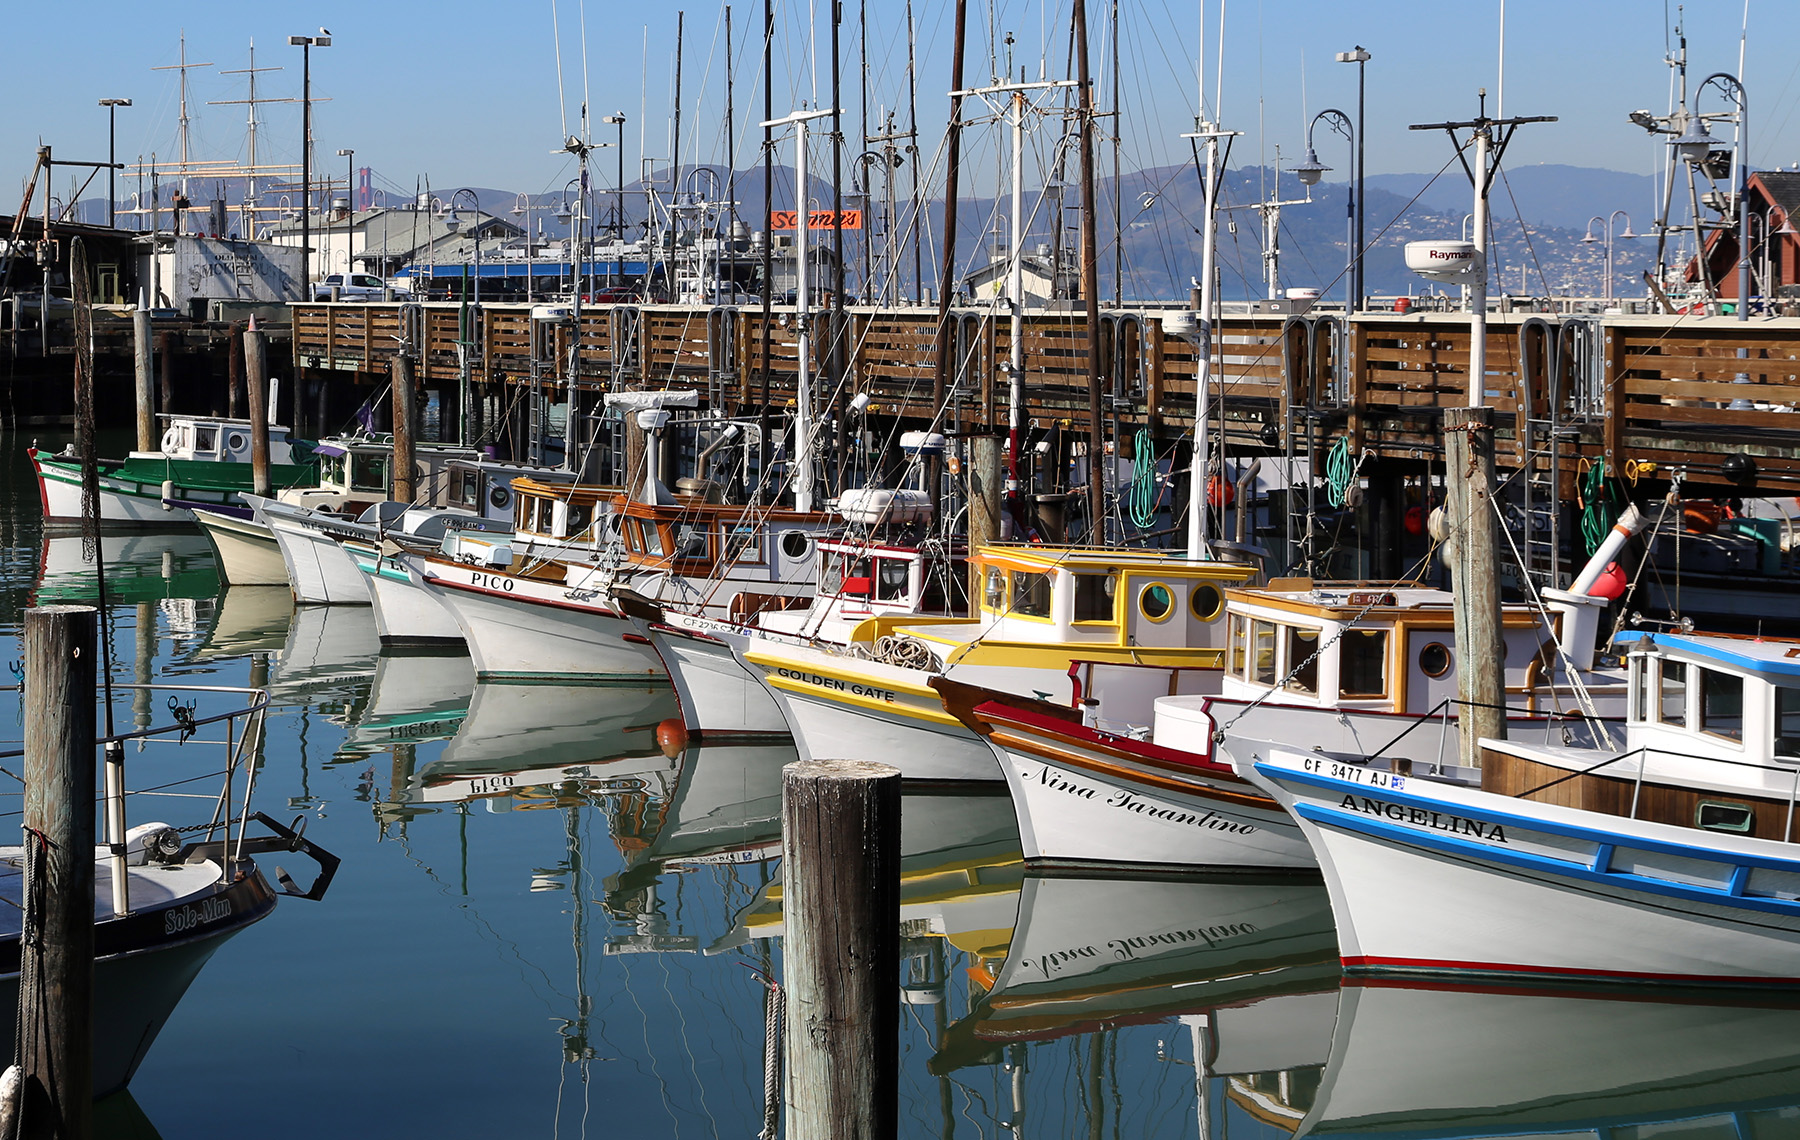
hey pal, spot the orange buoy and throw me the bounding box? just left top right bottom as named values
left=655, top=718, right=689, bottom=758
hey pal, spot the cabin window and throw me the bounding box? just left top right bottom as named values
left=674, top=522, right=708, bottom=558
left=1418, top=642, right=1452, bottom=679
left=1190, top=583, right=1225, bottom=623
left=819, top=555, right=845, bottom=596
left=1139, top=583, right=1175, bottom=623
left=350, top=454, right=389, bottom=493
left=1699, top=668, right=1744, bottom=741
left=566, top=503, right=593, bottom=538
left=1776, top=687, right=1800, bottom=759
left=490, top=484, right=511, bottom=512
left=724, top=525, right=761, bottom=562
left=984, top=567, right=1006, bottom=609
left=1342, top=629, right=1388, bottom=697
left=1657, top=660, right=1687, bottom=725
left=1228, top=615, right=1247, bottom=677
left=1074, top=573, right=1116, bottom=622
left=1696, top=801, right=1754, bottom=833
left=1251, top=620, right=1277, bottom=686
left=1284, top=627, right=1321, bottom=694
left=455, top=472, right=478, bottom=507
left=1631, top=658, right=1649, bottom=722
left=321, top=454, right=348, bottom=488
left=780, top=531, right=811, bottom=561
left=194, top=426, right=217, bottom=453
left=875, top=559, right=910, bottom=602
left=636, top=519, right=665, bottom=557
left=1012, top=572, right=1053, bottom=619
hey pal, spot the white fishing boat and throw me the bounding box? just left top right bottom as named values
left=258, top=498, right=405, bottom=606
left=190, top=501, right=288, bottom=585
left=1247, top=629, right=1800, bottom=986
left=411, top=490, right=833, bottom=681
left=344, top=508, right=515, bottom=644
left=30, top=414, right=314, bottom=526
left=0, top=679, right=337, bottom=1096
left=626, top=520, right=965, bottom=739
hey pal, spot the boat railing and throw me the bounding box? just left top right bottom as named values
left=0, top=682, right=291, bottom=917
left=1512, top=742, right=1800, bottom=842
left=1368, top=696, right=1624, bottom=770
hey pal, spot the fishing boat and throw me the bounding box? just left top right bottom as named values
left=1246, top=628, right=1800, bottom=986
left=625, top=498, right=964, bottom=739
left=31, top=414, right=316, bottom=525
left=733, top=545, right=1256, bottom=780
left=0, top=679, right=337, bottom=1096
left=409, top=488, right=834, bottom=681
left=189, top=500, right=288, bottom=585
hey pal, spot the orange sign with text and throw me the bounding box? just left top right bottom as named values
left=770, top=209, right=863, bottom=230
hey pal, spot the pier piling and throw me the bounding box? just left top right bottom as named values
left=19, top=605, right=97, bottom=1140
left=1444, top=405, right=1506, bottom=764
left=780, top=758, right=899, bottom=1140
left=131, top=310, right=153, bottom=453
left=392, top=356, right=417, bottom=503
left=245, top=325, right=272, bottom=498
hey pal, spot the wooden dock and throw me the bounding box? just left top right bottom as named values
left=292, top=301, right=1800, bottom=497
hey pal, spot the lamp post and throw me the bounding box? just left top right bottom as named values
left=603, top=113, right=627, bottom=288
left=1294, top=108, right=1354, bottom=310
left=288, top=31, right=331, bottom=293
left=336, top=147, right=353, bottom=277
left=1335, top=47, right=1371, bottom=310
left=1582, top=210, right=1636, bottom=304
left=443, top=188, right=481, bottom=308
left=98, top=99, right=132, bottom=229
left=1686, top=73, right=1750, bottom=320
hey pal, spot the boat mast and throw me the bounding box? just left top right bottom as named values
left=764, top=108, right=836, bottom=512
left=1073, top=0, right=1104, bottom=539
left=930, top=0, right=969, bottom=524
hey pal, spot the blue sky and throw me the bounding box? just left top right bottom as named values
left=2, top=1, right=1789, bottom=215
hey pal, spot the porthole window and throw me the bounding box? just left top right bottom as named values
left=780, top=531, right=811, bottom=560
left=1419, top=642, right=1453, bottom=679
left=1139, top=583, right=1174, bottom=622
left=227, top=432, right=247, bottom=452
left=1697, top=801, right=1753, bottom=833
left=490, top=486, right=511, bottom=510
left=1190, top=582, right=1224, bottom=622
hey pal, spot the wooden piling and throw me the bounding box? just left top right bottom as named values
left=967, top=433, right=1004, bottom=600
left=392, top=356, right=417, bottom=503
left=780, top=758, right=900, bottom=1140
left=20, top=606, right=97, bottom=1140
left=226, top=320, right=247, bottom=420
left=155, top=331, right=175, bottom=419
left=131, top=311, right=154, bottom=454
left=1443, top=405, right=1506, bottom=766
left=244, top=326, right=272, bottom=499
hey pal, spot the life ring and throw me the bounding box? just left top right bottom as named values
left=161, top=427, right=181, bottom=454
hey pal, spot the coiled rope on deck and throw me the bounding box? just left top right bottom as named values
left=1125, top=428, right=1159, bottom=531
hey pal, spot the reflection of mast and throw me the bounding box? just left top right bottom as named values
left=557, top=802, right=598, bottom=1070
left=1190, top=1015, right=1214, bottom=1140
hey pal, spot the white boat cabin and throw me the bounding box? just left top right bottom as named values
left=506, top=478, right=620, bottom=548
left=757, top=536, right=969, bottom=641
left=142, top=414, right=302, bottom=466
left=444, top=459, right=578, bottom=527
left=282, top=436, right=481, bottom=513
left=1218, top=580, right=1573, bottom=715
left=1621, top=632, right=1800, bottom=769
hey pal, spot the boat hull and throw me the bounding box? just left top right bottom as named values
left=646, top=619, right=791, bottom=738
left=191, top=507, right=288, bottom=585
left=32, top=451, right=311, bottom=526
left=973, top=701, right=1313, bottom=871
left=1249, top=746, right=1800, bottom=986
left=413, top=558, right=663, bottom=680
left=739, top=641, right=1002, bottom=780
left=263, top=507, right=371, bottom=605
left=350, top=544, right=464, bottom=644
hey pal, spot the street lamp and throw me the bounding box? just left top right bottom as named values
left=337, top=147, right=354, bottom=278
left=442, top=188, right=481, bottom=307
left=288, top=31, right=331, bottom=293
left=1690, top=72, right=1750, bottom=320
left=1335, top=46, right=1371, bottom=310
left=1582, top=212, right=1636, bottom=304
left=1296, top=107, right=1354, bottom=309
left=98, top=98, right=132, bottom=229
left=602, top=113, right=627, bottom=288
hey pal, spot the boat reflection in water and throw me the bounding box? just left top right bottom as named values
left=194, top=586, right=293, bottom=661
left=33, top=530, right=219, bottom=607
left=1299, top=981, right=1800, bottom=1140
left=336, top=649, right=475, bottom=759
left=270, top=604, right=381, bottom=705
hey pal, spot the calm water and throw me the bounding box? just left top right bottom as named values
left=6, top=432, right=1800, bottom=1138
